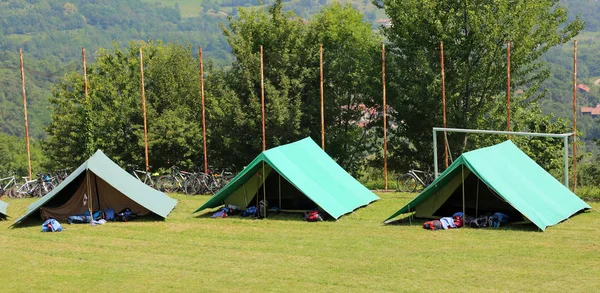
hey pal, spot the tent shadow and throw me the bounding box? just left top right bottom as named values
left=9, top=213, right=165, bottom=229
left=194, top=209, right=333, bottom=222
left=384, top=215, right=541, bottom=232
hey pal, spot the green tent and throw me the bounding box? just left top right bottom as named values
left=194, top=137, right=379, bottom=219
left=14, top=150, right=177, bottom=225
left=0, top=200, right=7, bottom=220
left=384, top=140, right=591, bottom=231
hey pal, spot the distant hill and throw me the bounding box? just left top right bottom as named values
left=0, top=0, right=598, bottom=152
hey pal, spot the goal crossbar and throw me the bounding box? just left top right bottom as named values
left=432, top=127, right=574, bottom=188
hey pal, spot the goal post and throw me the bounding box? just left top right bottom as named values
left=432, top=127, right=573, bottom=188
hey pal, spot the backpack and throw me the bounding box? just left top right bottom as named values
left=116, top=208, right=137, bottom=222
left=41, top=219, right=62, bottom=232
left=211, top=207, right=229, bottom=218
left=304, top=210, right=323, bottom=222
left=490, top=212, right=509, bottom=228
left=423, top=220, right=443, bottom=230
left=241, top=206, right=257, bottom=217
left=104, top=208, right=115, bottom=221
left=93, top=210, right=105, bottom=221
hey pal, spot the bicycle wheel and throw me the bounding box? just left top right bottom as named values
left=9, top=185, right=23, bottom=199
left=397, top=174, right=418, bottom=192
left=156, top=175, right=177, bottom=193
left=184, top=177, right=200, bottom=195
left=43, top=183, right=55, bottom=196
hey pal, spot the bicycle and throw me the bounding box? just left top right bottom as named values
left=396, top=169, right=434, bottom=192
left=156, top=166, right=194, bottom=193
left=12, top=173, right=55, bottom=198
left=127, top=164, right=156, bottom=188
left=53, top=168, right=71, bottom=185
left=0, top=174, right=18, bottom=198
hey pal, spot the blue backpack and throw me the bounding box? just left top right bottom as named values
left=241, top=206, right=257, bottom=217
left=41, top=219, right=62, bottom=232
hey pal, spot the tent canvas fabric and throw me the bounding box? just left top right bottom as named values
left=13, top=150, right=177, bottom=224
left=0, top=200, right=7, bottom=220
left=194, top=137, right=379, bottom=219
left=384, top=140, right=591, bottom=231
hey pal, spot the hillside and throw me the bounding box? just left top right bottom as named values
left=0, top=0, right=598, bottom=150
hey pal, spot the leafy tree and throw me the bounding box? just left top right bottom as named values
left=214, top=1, right=381, bottom=174
left=376, top=0, right=584, bottom=171
left=45, top=41, right=206, bottom=170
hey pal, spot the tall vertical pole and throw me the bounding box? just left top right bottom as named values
left=82, top=47, right=92, bottom=157
left=82, top=47, right=89, bottom=101
left=139, top=47, right=150, bottom=172
left=573, top=40, right=578, bottom=192
left=507, top=41, right=511, bottom=139
left=441, top=41, right=448, bottom=169
left=382, top=43, right=388, bottom=190
left=19, top=49, right=32, bottom=180
left=260, top=45, right=266, bottom=151
left=320, top=44, right=325, bottom=150
left=564, top=136, right=569, bottom=188
left=200, top=46, right=208, bottom=174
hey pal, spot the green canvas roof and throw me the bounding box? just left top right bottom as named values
left=194, top=137, right=379, bottom=219
left=385, top=140, right=591, bottom=231
left=14, top=150, right=177, bottom=224
left=0, top=200, right=7, bottom=219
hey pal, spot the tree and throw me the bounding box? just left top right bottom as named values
left=376, top=0, right=584, bottom=170
left=45, top=41, right=206, bottom=170
left=215, top=1, right=381, bottom=174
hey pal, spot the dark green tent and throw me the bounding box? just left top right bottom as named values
left=0, top=200, right=7, bottom=220
left=14, top=150, right=177, bottom=224
left=385, top=141, right=591, bottom=231
left=194, top=137, right=379, bottom=219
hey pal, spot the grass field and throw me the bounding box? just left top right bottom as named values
left=1, top=193, right=599, bottom=292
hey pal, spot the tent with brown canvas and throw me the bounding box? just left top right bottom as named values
left=13, top=150, right=177, bottom=225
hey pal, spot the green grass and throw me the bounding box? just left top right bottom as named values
left=141, top=0, right=205, bottom=18
left=1, top=193, right=599, bottom=292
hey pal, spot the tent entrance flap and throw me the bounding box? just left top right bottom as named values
left=433, top=172, right=523, bottom=221
left=244, top=168, right=320, bottom=212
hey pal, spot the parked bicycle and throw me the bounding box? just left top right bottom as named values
left=12, top=173, right=55, bottom=198
left=183, top=167, right=235, bottom=196
left=53, top=168, right=71, bottom=185
left=127, top=164, right=156, bottom=188
left=0, top=173, right=18, bottom=197
left=156, top=166, right=194, bottom=193
left=396, top=169, right=434, bottom=192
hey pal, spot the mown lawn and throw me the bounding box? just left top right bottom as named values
left=0, top=193, right=599, bottom=292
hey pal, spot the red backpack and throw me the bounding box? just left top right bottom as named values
left=304, top=210, right=323, bottom=222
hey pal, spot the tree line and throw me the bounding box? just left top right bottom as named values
left=2, top=0, right=595, bottom=188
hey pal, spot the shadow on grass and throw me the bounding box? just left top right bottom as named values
left=194, top=208, right=334, bottom=222
left=10, top=213, right=165, bottom=229
left=384, top=215, right=541, bottom=232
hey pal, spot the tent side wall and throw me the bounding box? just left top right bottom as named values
left=415, top=169, right=470, bottom=218
left=225, top=165, right=272, bottom=208
left=0, top=200, right=8, bottom=220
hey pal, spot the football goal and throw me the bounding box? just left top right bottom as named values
left=432, top=127, right=574, bottom=187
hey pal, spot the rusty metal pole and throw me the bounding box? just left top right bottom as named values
left=507, top=41, right=511, bottom=139
left=382, top=43, right=388, bottom=190
left=573, top=40, right=578, bottom=192
left=441, top=41, right=448, bottom=169
left=139, top=47, right=150, bottom=172
left=19, top=49, right=32, bottom=180
left=82, top=47, right=89, bottom=101
left=200, top=46, right=208, bottom=174
left=260, top=45, right=266, bottom=152
left=320, top=44, right=325, bottom=150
